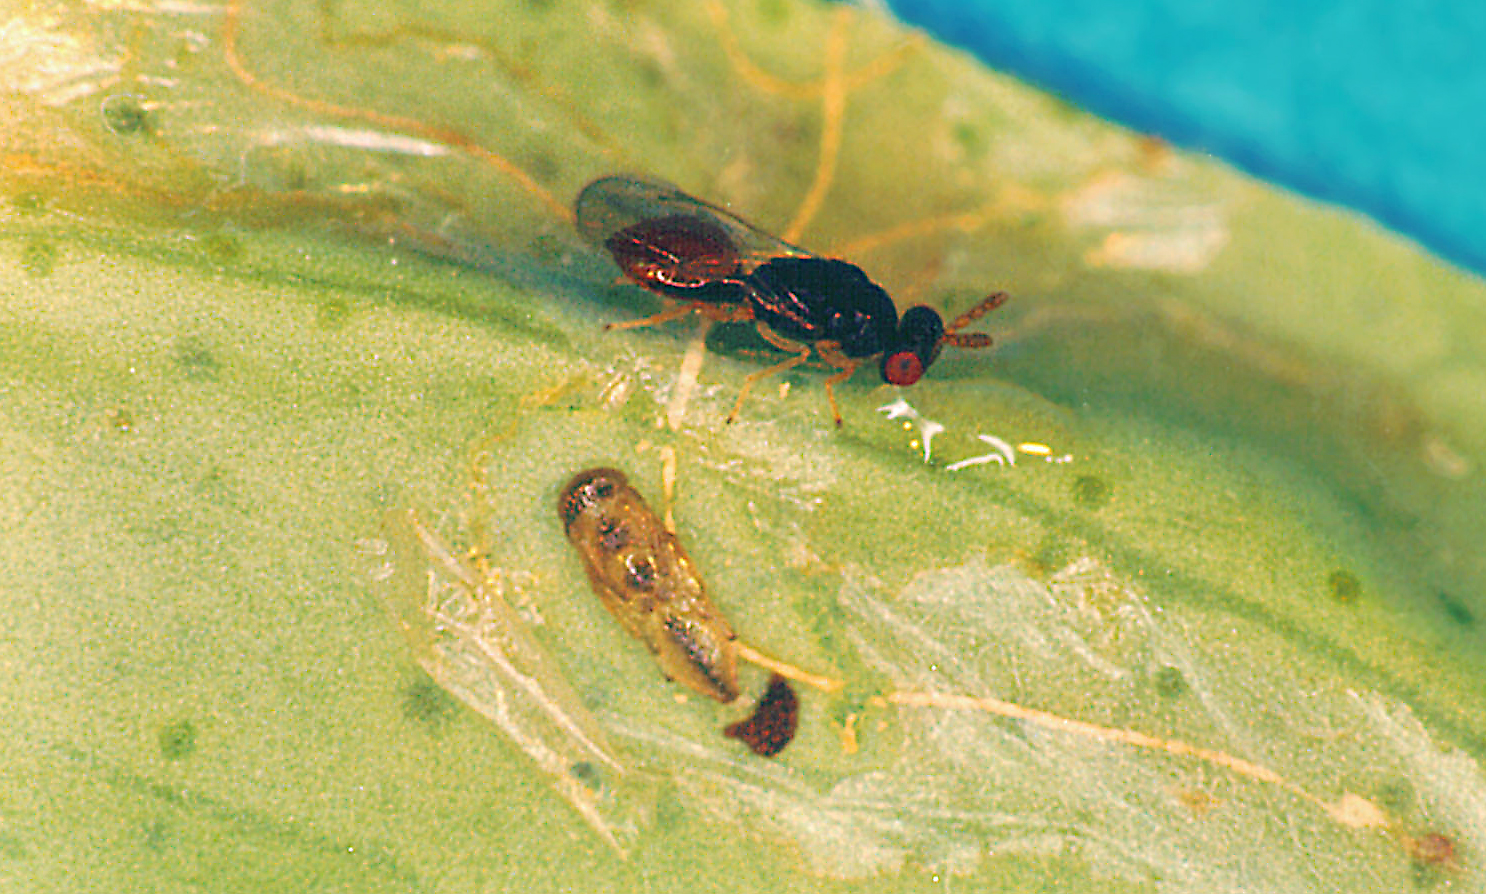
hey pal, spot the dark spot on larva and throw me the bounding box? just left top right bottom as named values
left=101, top=93, right=152, bottom=135
left=1328, top=570, right=1361, bottom=604
left=158, top=719, right=197, bottom=761
left=557, top=495, right=583, bottom=529
left=597, top=518, right=630, bottom=551
left=1438, top=592, right=1475, bottom=627
left=402, top=677, right=457, bottom=729
left=725, top=674, right=798, bottom=757
left=1071, top=475, right=1110, bottom=509
left=664, top=616, right=737, bottom=700
left=624, top=556, right=656, bottom=590
left=558, top=468, right=627, bottom=530
left=1153, top=665, right=1187, bottom=698
left=665, top=616, right=704, bottom=665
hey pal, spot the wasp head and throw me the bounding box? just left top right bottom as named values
left=880, top=305, right=946, bottom=386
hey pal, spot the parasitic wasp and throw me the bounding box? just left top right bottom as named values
left=576, top=175, right=1008, bottom=426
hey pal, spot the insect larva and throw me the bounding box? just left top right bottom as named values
left=558, top=468, right=741, bottom=703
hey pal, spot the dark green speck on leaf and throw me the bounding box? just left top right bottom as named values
left=1071, top=475, right=1111, bottom=509
left=756, top=0, right=791, bottom=26
left=198, top=232, right=243, bottom=263
left=1437, top=591, right=1475, bottom=627
left=1375, top=779, right=1415, bottom=814
left=101, top=94, right=152, bottom=135
left=1153, top=665, right=1187, bottom=698
left=402, top=677, right=457, bottom=728
left=1029, top=538, right=1071, bottom=575
left=316, top=296, right=354, bottom=329
left=1327, top=570, right=1361, bottom=604
left=158, top=719, right=197, bottom=760
left=527, top=233, right=567, bottom=265
left=174, top=338, right=220, bottom=382
left=20, top=241, right=57, bottom=278
left=570, top=761, right=603, bottom=792
left=952, top=122, right=985, bottom=157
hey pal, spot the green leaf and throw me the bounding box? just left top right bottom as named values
left=3, top=0, right=1483, bottom=891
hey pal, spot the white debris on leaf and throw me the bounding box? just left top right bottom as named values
left=945, top=433, right=1016, bottom=470
left=876, top=397, right=944, bottom=462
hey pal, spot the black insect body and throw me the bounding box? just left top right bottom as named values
left=575, top=175, right=1008, bottom=426
left=747, top=257, right=898, bottom=356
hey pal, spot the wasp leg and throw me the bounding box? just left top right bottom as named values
left=604, top=301, right=707, bottom=332
left=814, top=342, right=861, bottom=428
left=700, top=303, right=758, bottom=324
left=606, top=300, right=754, bottom=333
left=727, top=324, right=812, bottom=423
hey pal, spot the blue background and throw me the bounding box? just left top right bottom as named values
left=887, top=0, right=1486, bottom=280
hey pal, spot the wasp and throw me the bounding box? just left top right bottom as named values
left=576, top=175, right=1008, bottom=426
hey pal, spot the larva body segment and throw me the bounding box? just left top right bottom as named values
left=559, top=468, right=741, bottom=703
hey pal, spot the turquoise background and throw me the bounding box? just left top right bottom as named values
left=889, top=0, right=1486, bottom=276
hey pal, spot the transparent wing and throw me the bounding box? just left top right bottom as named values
left=575, top=174, right=814, bottom=271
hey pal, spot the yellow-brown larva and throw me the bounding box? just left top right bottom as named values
left=558, top=468, right=741, bottom=702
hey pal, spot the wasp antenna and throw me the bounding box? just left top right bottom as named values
left=945, top=291, right=1009, bottom=335
left=941, top=332, right=993, bottom=349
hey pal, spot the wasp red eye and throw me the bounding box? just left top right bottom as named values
left=882, top=351, right=925, bottom=386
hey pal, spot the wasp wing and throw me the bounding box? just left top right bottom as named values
left=575, top=175, right=814, bottom=272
